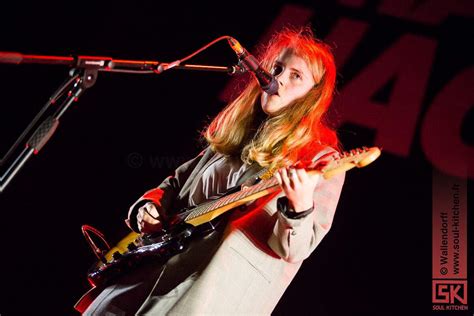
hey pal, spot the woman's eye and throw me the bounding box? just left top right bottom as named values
left=290, top=72, right=301, bottom=80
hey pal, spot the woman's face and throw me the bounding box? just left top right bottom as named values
left=261, top=49, right=316, bottom=115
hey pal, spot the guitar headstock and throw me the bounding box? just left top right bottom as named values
left=319, top=146, right=382, bottom=179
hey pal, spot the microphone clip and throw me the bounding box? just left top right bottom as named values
left=230, top=63, right=247, bottom=75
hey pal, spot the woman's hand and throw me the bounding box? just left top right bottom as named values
left=274, top=167, right=320, bottom=212
left=136, top=202, right=163, bottom=234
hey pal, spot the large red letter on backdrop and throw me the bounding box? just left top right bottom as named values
left=337, top=34, right=436, bottom=156
left=421, top=67, right=473, bottom=179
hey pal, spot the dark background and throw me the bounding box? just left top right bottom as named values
left=0, top=0, right=472, bottom=315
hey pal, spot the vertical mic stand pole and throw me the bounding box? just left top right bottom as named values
left=0, top=68, right=97, bottom=193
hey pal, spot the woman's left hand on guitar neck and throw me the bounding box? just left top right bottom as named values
left=274, top=167, right=320, bottom=213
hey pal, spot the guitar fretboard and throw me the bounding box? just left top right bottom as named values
left=182, top=170, right=278, bottom=222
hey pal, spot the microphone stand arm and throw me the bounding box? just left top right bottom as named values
left=0, top=52, right=243, bottom=74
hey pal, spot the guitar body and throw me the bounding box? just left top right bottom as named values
left=87, top=219, right=227, bottom=287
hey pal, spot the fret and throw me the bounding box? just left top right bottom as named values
left=214, top=196, right=226, bottom=209
left=219, top=195, right=231, bottom=205
left=232, top=190, right=246, bottom=202
left=201, top=200, right=213, bottom=213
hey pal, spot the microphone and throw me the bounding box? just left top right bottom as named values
left=228, top=37, right=279, bottom=95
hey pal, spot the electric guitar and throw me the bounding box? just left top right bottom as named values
left=84, top=146, right=381, bottom=287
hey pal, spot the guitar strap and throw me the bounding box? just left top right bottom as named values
left=177, top=147, right=265, bottom=198
left=178, top=147, right=216, bottom=199
left=235, top=161, right=265, bottom=187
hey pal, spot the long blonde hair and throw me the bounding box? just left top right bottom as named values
left=204, top=27, right=338, bottom=170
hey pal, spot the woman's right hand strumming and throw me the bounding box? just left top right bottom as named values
left=137, top=202, right=163, bottom=234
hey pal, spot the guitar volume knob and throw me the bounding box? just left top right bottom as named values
left=127, top=242, right=137, bottom=251
left=112, top=251, right=122, bottom=260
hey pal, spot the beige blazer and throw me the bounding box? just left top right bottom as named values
left=134, top=150, right=345, bottom=315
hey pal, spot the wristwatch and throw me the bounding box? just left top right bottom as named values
left=277, top=197, right=314, bottom=219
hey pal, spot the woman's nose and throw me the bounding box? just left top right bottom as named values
left=276, top=71, right=287, bottom=87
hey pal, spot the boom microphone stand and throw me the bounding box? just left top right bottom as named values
left=0, top=43, right=244, bottom=193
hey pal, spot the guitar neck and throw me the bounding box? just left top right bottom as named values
left=183, top=175, right=280, bottom=226
left=182, top=146, right=381, bottom=227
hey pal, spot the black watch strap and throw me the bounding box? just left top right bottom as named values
left=277, top=196, right=314, bottom=219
